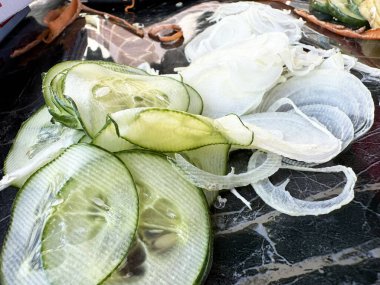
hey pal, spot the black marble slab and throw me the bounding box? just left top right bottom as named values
left=0, top=0, right=379, bottom=284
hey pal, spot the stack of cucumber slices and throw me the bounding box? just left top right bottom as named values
left=0, top=47, right=372, bottom=281
left=0, top=61, right=225, bottom=284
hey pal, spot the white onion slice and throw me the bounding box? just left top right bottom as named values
left=180, top=33, right=288, bottom=118
left=186, top=2, right=304, bottom=62
left=259, top=69, right=374, bottom=139
left=297, top=105, right=354, bottom=150
left=207, top=2, right=252, bottom=22
left=249, top=153, right=357, bottom=216
left=243, top=4, right=304, bottom=43
left=280, top=45, right=323, bottom=77
left=171, top=151, right=281, bottom=191
left=268, top=98, right=354, bottom=151
left=241, top=110, right=341, bottom=163
left=184, top=15, right=252, bottom=63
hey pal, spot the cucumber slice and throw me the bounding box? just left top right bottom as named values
left=78, top=134, right=92, bottom=143
left=310, top=0, right=331, bottom=15
left=163, top=74, right=203, bottom=115
left=94, top=61, right=149, bottom=76
left=0, top=144, right=139, bottom=285
left=61, top=62, right=191, bottom=137
left=1, top=106, right=83, bottom=190
left=42, top=61, right=83, bottom=129
left=109, top=108, right=253, bottom=152
left=92, top=120, right=138, bottom=152
left=104, top=150, right=211, bottom=285
left=327, top=0, right=368, bottom=28
left=46, top=61, right=149, bottom=129
left=181, top=144, right=230, bottom=205
left=184, top=82, right=203, bottom=115
left=42, top=60, right=156, bottom=130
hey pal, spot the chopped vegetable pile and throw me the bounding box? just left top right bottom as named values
left=0, top=2, right=376, bottom=284
left=292, top=0, right=380, bottom=39
left=310, top=0, right=378, bottom=29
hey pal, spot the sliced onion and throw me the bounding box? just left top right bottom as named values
left=185, top=2, right=304, bottom=62
left=241, top=109, right=341, bottom=163
left=249, top=152, right=357, bottom=216
left=268, top=98, right=354, bottom=151
left=207, top=2, right=252, bottom=22
left=297, top=105, right=354, bottom=150
left=259, top=69, right=374, bottom=139
left=280, top=45, right=323, bottom=77
left=243, top=4, right=304, bottom=43
left=184, top=15, right=252, bottom=62
left=180, top=33, right=288, bottom=118
left=171, top=151, right=281, bottom=191
left=319, top=52, right=345, bottom=70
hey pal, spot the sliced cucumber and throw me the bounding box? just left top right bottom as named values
left=42, top=61, right=83, bottom=129
left=310, top=0, right=331, bottom=15
left=184, top=82, right=203, bottom=115
left=60, top=62, right=191, bottom=137
left=163, top=73, right=203, bottom=115
left=92, top=120, right=138, bottom=152
left=43, top=60, right=183, bottom=132
left=181, top=144, right=230, bottom=205
left=95, top=61, right=149, bottom=76
left=109, top=108, right=253, bottom=152
left=44, top=60, right=150, bottom=130
left=0, top=144, right=139, bottom=285
left=1, top=106, right=83, bottom=190
left=78, top=134, right=92, bottom=143
left=327, top=0, right=368, bottom=28
left=103, top=150, right=211, bottom=285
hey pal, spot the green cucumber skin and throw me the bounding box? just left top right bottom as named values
left=327, top=0, right=368, bottom=28
left=110, top=108, right=225, bottom=153
left=310, top=0, right=331, bottom=15
left=43, top=60, right=149, bottom=130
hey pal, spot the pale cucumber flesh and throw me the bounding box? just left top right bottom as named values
left=2, top=106, right=83, bottom=189
left=103, top=150, right=212, bottom=285
left=1, top=144, right=139, bottom=285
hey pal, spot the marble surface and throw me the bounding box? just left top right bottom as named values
left=0, top=0, right=380, bottom=284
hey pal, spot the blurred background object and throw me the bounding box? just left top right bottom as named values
left=0, top=6, right=30, bottom=42
left=0, top=0, right=33, bottom=43
left=0, top=0, right=33, bottom=22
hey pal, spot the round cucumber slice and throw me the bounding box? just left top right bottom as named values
left=104, top=150, right=212, bottom=285
left=0, top=144, right=139, bottom=285
left=2, top=106, right=83, bottom=190
left=62, top=62, right=190, bottom=137
left=42, top=60, right=150, bottom=130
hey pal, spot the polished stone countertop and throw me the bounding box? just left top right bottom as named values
left=0, top=1, right=379, bottom=284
